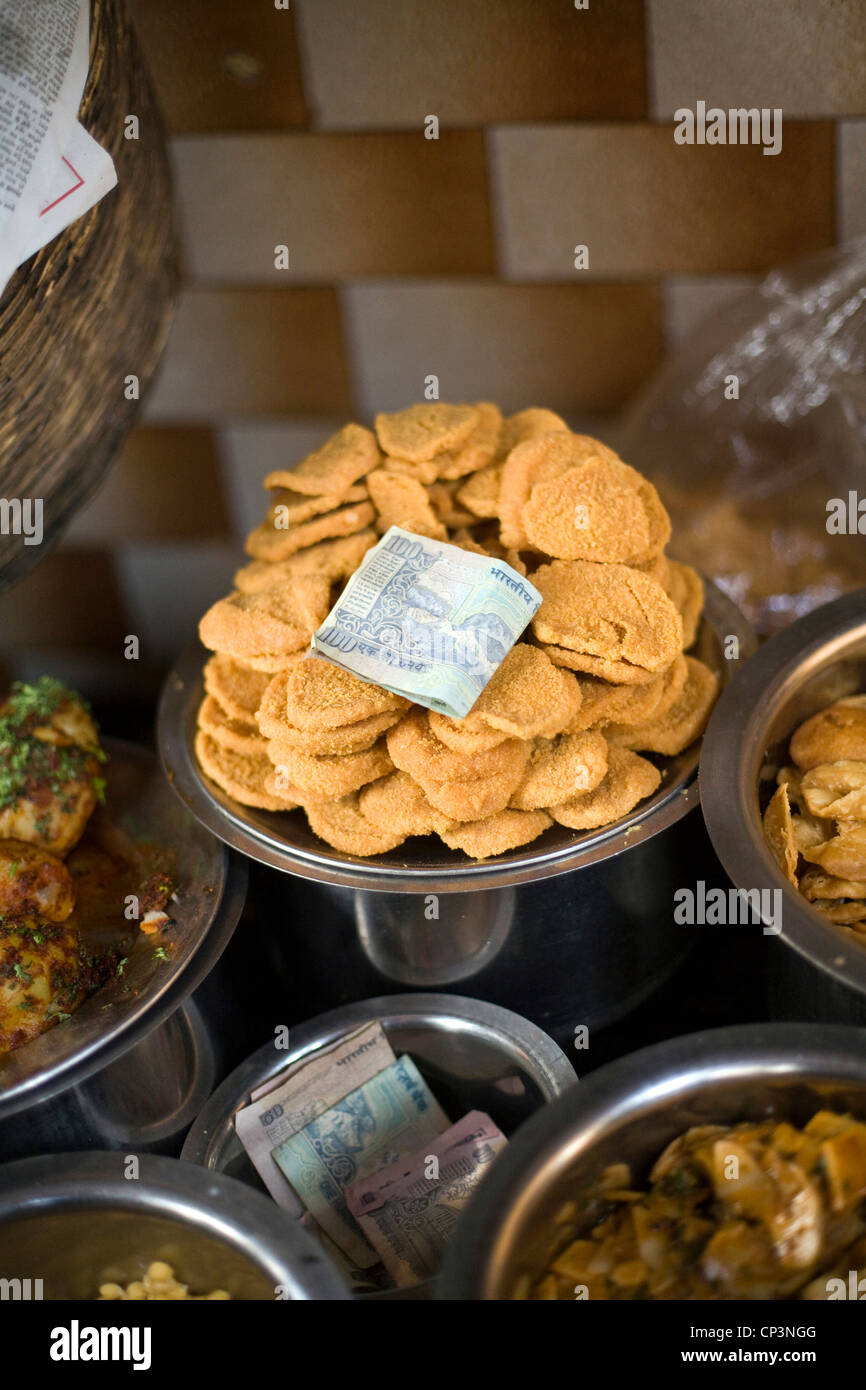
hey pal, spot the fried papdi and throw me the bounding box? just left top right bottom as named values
left=198, top=694, right=265, bottom=757
left=359, top=771, right=455, bottom=836
left=195, top=731, right=300, bottom=811
left=532, top=560, right=683, bottom=674
left=245, top=500, right=375, bottom=562
left=264, top=423, right=380, bottom=498
left=495, top=408, right=569, bottom=460
left=304, top=793, right=408, bottom=856
left=510, top=731, right=608, bottom=810
left=607, top=656, right=719, bottom=756
left=456, top=462, right=503, bottom=518
left=199, top=588, right=321, bottom=659
left=499, top=433, right=617, bottom=549
left=468, top=644, right=583, bottom=740
left=203, top=654, right=271, bottom=723
left=440, top=809, right=552, bottom=860
left=386, top=707, right=526, bottom=785
left=551, top=747, right=662, bottom=830
left=664, top=560, right=704, bottom=650
left=269, top=739, right=393, bottom=801
left=367, top=470, right=448, bottom=540
left=375, top=403, right=478, bottom=462
left=435, top=402, right=502, bottom=479
left=522, top=458, right=651, bottom=563
left=428, top=710, right=510, bottom=755
left=285, top=658, right=408, bottom=731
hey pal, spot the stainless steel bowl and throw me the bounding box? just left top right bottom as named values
left=158, top=582, right=754, bottom=893
left=182, top=992, right=576, bottom=1298
left=701, top=587, right=866, bottom=1018
left=0, top=1151, right=348, bottom=1300
left=438, top=1022, right=866, bottom=1299
left=0, top=738, right=247, bottom=1153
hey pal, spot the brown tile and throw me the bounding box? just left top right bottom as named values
left=63, top=428, right=230, bottom=544
left=294, top=0, right=646, bottom=128
left=663, top=275, right=760, bottom=348
left=172, top=131, right=494, bottom=280
left=127, top=0, right=307, bottom=132
left=143, top=289, right=352, bottom=420
left=342, top=281, right=662, bottom=417
left=0, top=551, right=126, bottom=649
left=490, top=124, right=836, bottom=278
left=649, top=0, right=866, bottom=118
left=839, top=121, right=866, bottom=240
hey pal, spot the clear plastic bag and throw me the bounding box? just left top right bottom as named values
left=618, top=242, right=866, bottom=634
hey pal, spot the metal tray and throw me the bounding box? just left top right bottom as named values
left=158, top=580, right=755, bottom=893
left=0, top=737, right=247, bottom=1120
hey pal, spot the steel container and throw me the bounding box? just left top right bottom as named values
left=438, top=1022, right=866, bottom=1299
left=0, top=739, right=247, bottom=1160
left=701, top=587, right=866, bottom=1023
left=0, top=1151, right=348, bottom=1300
left=182, top=992, right=576, bottom=1298
left=159, top=583, right=754, bottom=1046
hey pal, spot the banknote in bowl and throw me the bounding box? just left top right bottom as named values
left=310, top=527, right=542, bottom=719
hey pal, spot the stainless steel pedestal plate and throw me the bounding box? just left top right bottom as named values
left=159, top=583, right=754, bottom=1047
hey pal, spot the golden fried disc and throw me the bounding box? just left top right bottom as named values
left=269, top=738, right=393, bottom=801
left=367, top=470, right=448, bottom=540
left=522, top=458, right=651, bottom=563
left=470, top=644, right=583, bottom=740
left=374, top=403, right=478, bottom=462
left=603, top=655, right=689, bottom=736
left=607, top=656, right=719, bottom=756
left=664, top=560, right=703, bottom=650
left=543, top=645, right=662, bottom=685
left=199, top=588, right=318, bottom=659
left=456, top=462, right=503, bottom=518
left=499, top=433, right=614, bottom=549
left=359, top=771, right=455, bottom=836
left=495, top=408, right=569, bottom=460
left=203, top=654, right=271, bottom=723
left=244, top=501, right=375, bottom=562
left=440, top=809, right=552, bottom=860
left=387, top=707, right=526, bottom=784
left=428, top=709, right=510, bottom=755
left=194, top=730, right=300, bottom=811
left=234, top=531, right=378, bottom=594
left=510, top=731, right=608, bottom=810
left=264, top=423, right=380, bottom=498
left=801, top=761, right=866, bottom=820
left=304, top=793, right=408, bottom=856
left=285, top=658, right=408, bottom=731
left=198, top=694, right=265, bottom=757
left=532, top=560, right=683, bottom=674
left=802, top=824, right=866, bottom=881
left=550, top=746, right=661, bottom=830
left=436, top=402, right=502, bottom=479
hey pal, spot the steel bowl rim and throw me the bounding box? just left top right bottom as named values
left=181, top=991, right=577, bottom=1169
left=437, top=1020, right=866, bottom=1300
left=700, top=586, right=866, bottom=998
left=0, top=1150, right=349, bottom=1300
left=159, top=580, right=755, bottom=893
left=0, top=737, right=248, bottom=1121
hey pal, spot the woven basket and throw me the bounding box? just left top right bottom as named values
left=0, top=0, right=178, bottom=590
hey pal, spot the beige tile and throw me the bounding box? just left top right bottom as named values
left=63, top=428, right=229, bottom=544
left=649, top=0, right=866, bottom=118
left=490, top=124, right=835, bottom=278
left=663, top=275, right=760, bottom=348
left=0, top=552, right=126, bottom=648
left=294, top=0, right=646, bottom=128
left=839, top=121, right=866, bottom=239
left=172, top=132, right=494, bottom=281
left=127, top=0, right=307, bottom=132
left=115, top=541, right=239, bottom=663
left=144, top=289, right=353, bottom=421
left=218, top=419, right=346, bottom=540
left=342, top=280, right=662, bottom=418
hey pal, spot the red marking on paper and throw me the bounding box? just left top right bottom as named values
left=39, top=157, right=85, bottom=216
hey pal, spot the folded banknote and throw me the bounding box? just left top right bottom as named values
left=344, top=1110, right=508, bottom=1287
left=272, top=1054, right=450, bottom=1268
left=310, top=526, right=542, bottom=718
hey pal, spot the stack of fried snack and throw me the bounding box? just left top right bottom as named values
left=764, top=696, right=866, bottom=938
left=195, top=403, right=719, bottom=860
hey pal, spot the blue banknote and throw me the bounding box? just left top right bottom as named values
left=310, top=526, right=542, bottom=718
left=271, top=1054, right=450, bottom=1268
